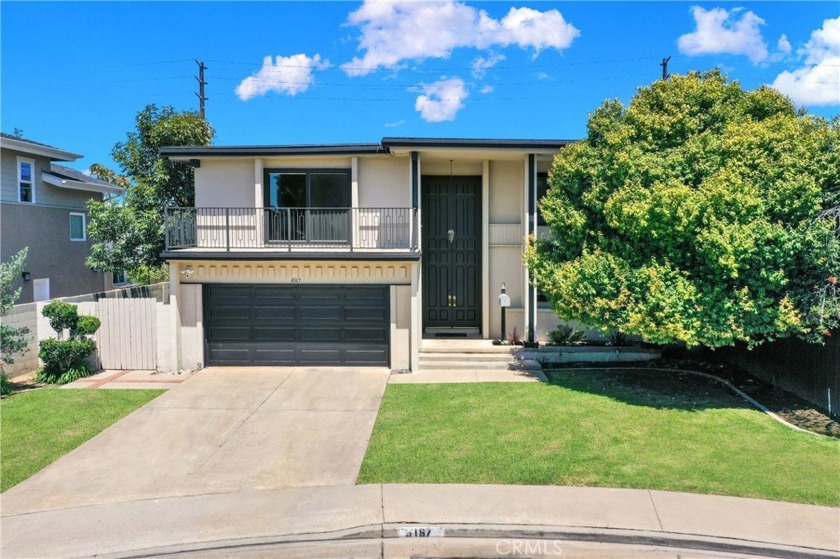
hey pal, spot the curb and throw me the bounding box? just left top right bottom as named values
left=90, top=523, right=840, bottom=559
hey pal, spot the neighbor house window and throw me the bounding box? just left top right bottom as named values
left=17, top=157, right=34, bottom=203
left=69, top=213, right=86, bottom=241
left=112, top=269, right=129, bottom=285
left=537, top=173, right=548, bottom=225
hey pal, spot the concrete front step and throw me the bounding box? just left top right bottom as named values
left=420, top=352, right=518, bottom=362
left=418, top=359, right=542, bottom=371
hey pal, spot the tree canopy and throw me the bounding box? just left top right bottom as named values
left=86, top=105, right=213, bottom=283
left=528, top=70, right=840, bottom=348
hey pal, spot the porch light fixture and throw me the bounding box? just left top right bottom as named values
left=21, top=271, right=31, bottom=282
left=181, top=266, right=194, bottom=278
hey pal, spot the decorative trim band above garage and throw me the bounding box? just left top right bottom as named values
left=173, top=260, right=413, bottom=285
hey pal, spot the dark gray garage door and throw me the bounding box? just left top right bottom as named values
left=204, top=285, right=390, bottom=366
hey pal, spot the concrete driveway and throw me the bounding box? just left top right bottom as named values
left=1, top=366, right=389, bottom=516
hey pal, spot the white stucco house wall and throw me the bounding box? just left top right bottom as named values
left=161, top=137, right=574, bottom=372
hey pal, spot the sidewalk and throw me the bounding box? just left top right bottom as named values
left=2, top=484, right=837, bottom=558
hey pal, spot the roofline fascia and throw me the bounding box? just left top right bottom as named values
left=42, top=172, right=125, bottom=195
left=160, top=144, right=390, bottom=159
left=0, top=137, right=82, bottom=161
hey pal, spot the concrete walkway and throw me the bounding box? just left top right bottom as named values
left=62, top=369, right=194, bottom=390
left=2, top=484, right=837, bottom=558
left=1, top=366, right=390, bottom=515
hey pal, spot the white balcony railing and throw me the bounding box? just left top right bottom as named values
left=165, top=207, right=418, bottom=251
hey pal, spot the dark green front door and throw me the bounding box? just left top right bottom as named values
left=422, top=176, right=482, bottom=329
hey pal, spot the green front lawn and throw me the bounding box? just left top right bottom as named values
left=359, top=370, right=840, bottom=506
left=1, top=389, right=163, bottom=492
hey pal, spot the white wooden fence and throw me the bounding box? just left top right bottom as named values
left=3, top=283, right=173, bottom=377
left=96, top=298, right=158, bottom=370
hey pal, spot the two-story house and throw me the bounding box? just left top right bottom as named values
left=1, top=133, right=126, bottom=303
left=161, top=137, right=572, bottom=372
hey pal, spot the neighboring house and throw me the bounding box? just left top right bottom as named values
left=0, top=133, right=126, bottom=303
left=161, top=137, right=572, bottom=372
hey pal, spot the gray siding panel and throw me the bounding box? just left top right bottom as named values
left=1, top=148, right=99, bottom=208
left=1, top=203, right=106, bottom=303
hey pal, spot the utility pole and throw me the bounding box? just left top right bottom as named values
left=195, top=60, right=208, bottom=119
left=660, top=56, right=672, bottom=81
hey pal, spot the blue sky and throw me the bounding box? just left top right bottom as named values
left=2, top=1, right=838, bottom=171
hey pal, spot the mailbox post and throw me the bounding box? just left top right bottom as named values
left=498, top=282, right=511, bottom=344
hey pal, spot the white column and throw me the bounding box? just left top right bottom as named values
left=522, top=156, right=530, bottom=342
left=168, top=262, right=182, bottom=372
left=410, top=261, right=421, bottom=371
left=351, top=157, right=359, bottom=247
left=254, top=158, right=264, bottom=247
left=482, top=159, right=490, bottom=339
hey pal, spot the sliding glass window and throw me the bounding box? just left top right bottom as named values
left=265, top=169, right=352, bottom=243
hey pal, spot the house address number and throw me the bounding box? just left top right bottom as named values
left=290, top=277, right=302, bottom=284
left=397, top=526, right=445, bottom=538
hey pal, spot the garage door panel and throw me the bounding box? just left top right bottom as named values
left=299, top=306, right=343, bottom=320
left=344, top=308, right=387, bottom=321
left=252, top=327, right=297, bottom=341
left=344, top=328, right=389, bottom=342
left=297, top=327, right=343, bottom=342
left=253, top=307, right=296, bottom=320
left=208, top=326, right=251, bottom=341
left=204, top=285, right=389, bottom=367
left=344, top=348, right=389, bottom=365
left=253, top=348, right=297, bottom=365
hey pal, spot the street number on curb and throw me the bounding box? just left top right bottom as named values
left=397, top=527, right=445, bottom=538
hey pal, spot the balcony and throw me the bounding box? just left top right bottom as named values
left=164, top=207, right=419, bottom=255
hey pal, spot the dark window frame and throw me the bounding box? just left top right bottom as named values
left=262, top=167, right=352, bottom=208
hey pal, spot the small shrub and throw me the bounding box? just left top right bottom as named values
left=507, top=326, right=522, bottom=345
left=548, top=326, right=586, bottom=345
left=72, top=315, right=101, bottom=338
left=609, top=331, right=629, bottom=346
left=37, top=301, right=100, bottom=385
left=56, top=365, right=92, bottom=385
left=0, top=373, right=12, bottom=396
left=41, top=300, right=80, bottom=338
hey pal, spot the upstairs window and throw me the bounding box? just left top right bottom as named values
left=18, top=158, right=34, bottom=203
left=69, top=213, right=86, bottom=241
left=265, top=169, right=351, bottom=208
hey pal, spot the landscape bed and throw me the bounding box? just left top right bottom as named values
left=359, top=369, right=840, bottom=506
left=0, top=388, right=163, bottom=491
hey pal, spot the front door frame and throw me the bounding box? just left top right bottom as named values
left=421, top=175, right=482, bottom=332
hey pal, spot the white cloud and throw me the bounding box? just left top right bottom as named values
left=536, top=72, right=550, bottom=80
left=472, top=52, right=505, bottom=78
left=479, top=84, right=494, bottom=94
left=771, top=17, right=840, bottom=106
left=678, top=6, right=769, bottom=64
left=384, top=119, right=406, bottom=128
left=342, top=1, right=579, bottom=76
left=235, top=54, right=330, bottom=100
left=414, top=77, right=469, bottom=122
left=777, top=34, right=792, bottom=55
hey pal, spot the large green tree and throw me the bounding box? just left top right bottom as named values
left=528, top=71, right=840, bottom=348
left=86, top=105, right=213, bottom=283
